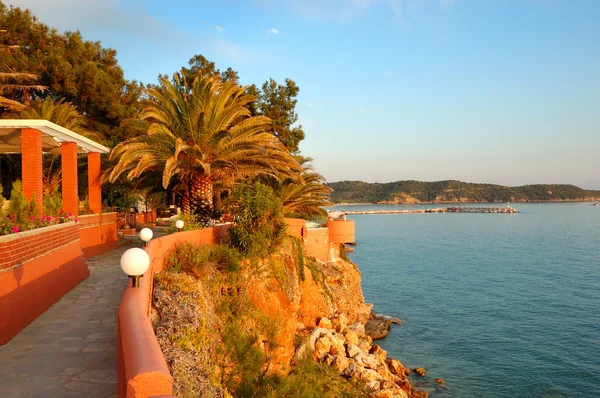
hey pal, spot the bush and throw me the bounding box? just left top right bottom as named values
left=170, top=213, right=204, bottom=232
left=43, top=188, right=62, bottom=216
left=228, top=183, right=286, bottom=257
left=165, top=242, right=241, bottom=275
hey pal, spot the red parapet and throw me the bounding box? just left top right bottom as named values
left=327, top=220, right=355, bottom=244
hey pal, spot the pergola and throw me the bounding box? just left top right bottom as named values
left=0, top=120, right=110, bottom=216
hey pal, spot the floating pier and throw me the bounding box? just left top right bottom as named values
left=344, top=206, right=518, bottom=215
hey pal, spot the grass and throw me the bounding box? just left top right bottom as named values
left=165, top=242, right=241, bottom=275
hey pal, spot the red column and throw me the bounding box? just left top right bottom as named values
left=61, top=142, right=78, bottom=216
left=21, top=128, right=43, bottom=214
left=87, top=152, right=102, bottom=214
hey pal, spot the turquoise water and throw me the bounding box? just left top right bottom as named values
left=332, top=203, right=600, bottom=397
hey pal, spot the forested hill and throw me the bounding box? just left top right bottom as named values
left=326, top=180, right=600, bottom=204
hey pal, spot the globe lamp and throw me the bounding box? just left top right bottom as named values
left=139, top=228, right=153, bottom=247
left=120, top=248, right=150, bottom=288
left=175, top=220, right=184, bottom=230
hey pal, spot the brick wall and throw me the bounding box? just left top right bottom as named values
left=0, top=223, right=80, bottom=271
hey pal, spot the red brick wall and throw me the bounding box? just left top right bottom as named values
left=61, top=142, right=79, bottom=216
left=0, top=223, right=80, bottom=271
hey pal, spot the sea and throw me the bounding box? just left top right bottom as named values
left=327, top=202, right=600, bottom=398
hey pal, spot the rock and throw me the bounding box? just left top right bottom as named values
left=365, top=380, right=381, bottom=392
left=343, top=363, right=358, bottom=378
left=365, top=318, right=392, bottom=340
left=386, top=358, right=410, bottom=377
left=392, top=389, right=409, bottom=398
left=376, top=364, right=395, bottom=381
left=333, top=355, right=350, bottom=373
left=309, top=327, right=330, bottom=350
left=345, top=330, right=359, bottom=346
left=370, top=344, right=387, bottom=361
left=371, top=390, right=393, bottom=398
left=381, top=380, right=399, bottom=390
left=328, top=335, right=346, bottom=356
left=413, top=367, right=426, bottom=377
left=435, top=378, right=445, bottom=385
left=346, top=344, right=361, bottom=358
left=360, top=369, right=381, bottom=382
left=361, top=354, right=380, bottom=370
left=323, top=354, right=334, bottom=366
left=313, top=348, right=329, bottom=361
left=318, top=317, right=333, bottom=329
left=334, top=313, right=349, bottom=332
left=296, top=322, right=306, bottom=330
left=347, top=322, right=366, bottom=335
left=358, top=339, right=372, bottom=353
left=315, top=336, right=332, bottom=354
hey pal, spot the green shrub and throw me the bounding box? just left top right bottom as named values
left=170, top=213, right=204, bottom=232
left=165, top=242, right=241, bottom=275
left=229, top=183, right=286, bottom=257
left=8, top=180, right=27, bottom=225
left=43, top=189, right=63, bottom=216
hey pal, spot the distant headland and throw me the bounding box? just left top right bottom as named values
left=326, top=180, right=600, bottom=204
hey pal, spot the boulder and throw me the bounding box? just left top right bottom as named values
left=371, top=390, right=393, bottom=398
left=435, top=378, right=445, bottom=385
left=360, top=369, right=381, bottom=382
left=333, top=313, right=349, bottom=332
left=333, top=355, right=350, bottom=373
left=346, top=344, right=361, bottom=358
left=370, top=344, right=387, bottom=361
left=318, top=317, right=333, bottom=329
left=345, top=330, right=359, bottom=346
left=296, top=322, right=306, bottom=330
left=347, top=322, right=366, bottom=335
left=323, top=354, right=334, bottom=366
left=309, top=327, right=330, bottom=350
left=315, top=337, right=332, bottom=354
left=362, top=354, right=380, bottom=370
left=386, top=358, right=410, bottom=377
left=413, top=367, right=426, bottom=377
left=343, top=363, right=358, bottom=378
left=365, top=318, right=392, bottom=340
left=365, top=381, right=381, bottom=392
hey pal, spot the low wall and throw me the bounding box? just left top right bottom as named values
left=79, top=212, right=119, bottom=258
left=0, top=222, right=89, bottom=345
left=117, top=225, right=230, bottom=398
left=285, top=218, right=354, bottom=262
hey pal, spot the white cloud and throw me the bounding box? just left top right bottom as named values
left=267, top=28, right=280, bottom=35
left=215, top=25, right=225, bottom=32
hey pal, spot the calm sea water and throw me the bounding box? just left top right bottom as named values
left=330, top=203, right=600, bottom=397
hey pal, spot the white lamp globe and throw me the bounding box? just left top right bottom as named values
left=120, top=248, right=150, bottom=277
left=139, top=228, right=153, bottom=242
left=175, top=220, right=184, bottom=229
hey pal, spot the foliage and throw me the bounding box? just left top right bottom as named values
left=8, top=179, right=26, bottom=224
left=267, top=156, right=332, bottom=218
left=170, top=213, right=204, bottom=232
left=246, top=358, right=370, bottom=398
left=43, top=188, right=62, bottom=216
left=248, top=78, right=305, bottom=153
left=80, top=195, right=93, bottom=215
left=327, top=180, right=600, bottom=204
left=176, top=54, right=239, bottom=85
left=107, top=71, right=299, bottom=224
left=228, top=183, right=286, bottom=257
left=165, top=242, right=241, bottom=275
left=0, top=4, right=142, bottom=140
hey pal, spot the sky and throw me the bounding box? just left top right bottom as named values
left=6, top=0, right=600, bottom=188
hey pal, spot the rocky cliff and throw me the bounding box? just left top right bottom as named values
left=151, top=239, right=429, bottom=397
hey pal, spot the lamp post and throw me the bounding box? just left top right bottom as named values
left=120, top=248, right=150, bottom=288
left=140, top=227, right=153, bottom=247
left=175, top=219, right=184, bottom=231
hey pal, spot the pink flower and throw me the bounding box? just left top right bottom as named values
left=74, top=218, right=79, bottom=223
left=30, top=216, right=35, bottom=221
left=12, top=226, right=19, bottom=233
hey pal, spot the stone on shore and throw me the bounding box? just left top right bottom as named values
left=413, top=367, right=426, bottom=377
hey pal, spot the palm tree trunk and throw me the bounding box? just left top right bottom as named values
left=191, top=174, right=213, bottom=227
left=181, top=193, right=191, bottom=215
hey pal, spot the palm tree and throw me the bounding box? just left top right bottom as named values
left=107, top=73, right=300, bottom=226
left=272, top=157, right=333, bottom=218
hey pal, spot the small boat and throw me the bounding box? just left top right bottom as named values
left=593, top=202, right=598, bottom=206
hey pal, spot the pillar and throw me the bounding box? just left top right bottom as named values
left=87, top=152, right=102, bottom=214
left=21, top=128, right=43, bottom=214
left=61, top=142, right=78, bottom=216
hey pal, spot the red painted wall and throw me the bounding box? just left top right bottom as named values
left=79, top=213, right=119, bottom=259
left=0, top=223, right=88, bottom=345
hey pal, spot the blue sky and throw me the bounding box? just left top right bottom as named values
left=8, top=0, right=600, bottom=188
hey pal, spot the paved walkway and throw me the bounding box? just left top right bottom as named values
left=0, top=243, right=134, bottom=398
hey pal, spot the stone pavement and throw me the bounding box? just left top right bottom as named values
left=0, top=243, right=135, bottom=398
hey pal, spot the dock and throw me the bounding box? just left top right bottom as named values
left=344, top=206, right=518, bottom=215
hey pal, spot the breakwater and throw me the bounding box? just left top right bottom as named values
left=344, top=206, right=518, bottom=215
